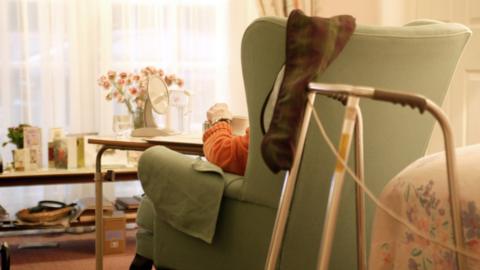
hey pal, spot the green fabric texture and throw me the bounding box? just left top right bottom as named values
left=138, top=146, right=225, bottom=243
left=135, top=197, right=155, bottom=259
left=192, top=157, right=246, bottom=201
left=136, top=228, right=154, bottom=259
left=136, top=195, right=155, bottom=232
left=153, top=198, right=276, bottom=269
left=136, top=16, right=471, bottom=270
left=262, top=10, right=355, bottom=173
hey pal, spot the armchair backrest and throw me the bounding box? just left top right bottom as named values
left=241, top=16, right=470, bottom=269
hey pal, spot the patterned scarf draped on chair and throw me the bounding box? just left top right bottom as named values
left=261, top=10, right=356, bottom=173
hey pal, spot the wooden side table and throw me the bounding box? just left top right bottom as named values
left=88, top=135, right=203, bottom=270
left=0, top=167, right=138, bottom=187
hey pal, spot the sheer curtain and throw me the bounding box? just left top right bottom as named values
left=0, top=0, right=256, bottom=214
left=256, top=0, right=321, bottom=16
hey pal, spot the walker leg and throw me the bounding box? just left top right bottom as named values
left=316, top=97, right=359, bottom=270
left=265, top=93, right=316, bottom=270
left=425, top=101, right=465, bottom=270
left=354, top=111, right=367, bottom=270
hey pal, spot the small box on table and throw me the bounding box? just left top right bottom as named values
left=103, top=211, right=126, bottom=254
left=52, top=135, right=86, bottom=169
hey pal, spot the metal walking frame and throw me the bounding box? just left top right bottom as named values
left=265, top=83, right=465, bottom=270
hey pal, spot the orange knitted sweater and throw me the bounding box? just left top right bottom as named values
left=202, top=122, right=249, bottom=176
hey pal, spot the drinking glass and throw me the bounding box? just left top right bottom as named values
left=112, top=114, right=132, bottom=138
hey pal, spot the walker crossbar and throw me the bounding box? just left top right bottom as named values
left=265, top=83, right=464, bottom=270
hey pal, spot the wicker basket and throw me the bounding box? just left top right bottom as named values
left=16, top=206, right=74, bottom=223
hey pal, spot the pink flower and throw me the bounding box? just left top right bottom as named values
left=467, top=239, right=480, bottom=254
left=102, top=81, right=111, bottom=89
left=165, top=74, right=176, bottom=86
left=467, top=239, right=479, bottom=248
left=107, top=71, right=116, bottom=80
left=416, top=217, right=429, bottom=232
left=141, top=67, right=154, bottom=76
left=176, top=78, right=184, bottom=87
left=146, top=66, right=156, bottom=74
left=382, top=251, right=393, bottom=265
left=158, top=69, right=164, bottom=77
left=97, top=76, right=107, bottom=86
left=98, top=67, right=185, bottom=110
left=129, top=87, right=138, bottom=96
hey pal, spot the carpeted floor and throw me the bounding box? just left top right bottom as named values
left=1, top=229, right=139, bottom=270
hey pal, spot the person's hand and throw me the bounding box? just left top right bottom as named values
left=207, top=103, right=233, bottom=124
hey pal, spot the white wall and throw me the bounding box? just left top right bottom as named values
left=379, top=0, right=419, bottom=26
left=318, top=0, right=382, bottom=25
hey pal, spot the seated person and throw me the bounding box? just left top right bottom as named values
left=130, top=103, right=249, bottom=270
left=203, top=103, right=249, bottom=176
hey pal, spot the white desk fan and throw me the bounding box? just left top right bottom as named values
left=131, top=75, right=181, bottom=137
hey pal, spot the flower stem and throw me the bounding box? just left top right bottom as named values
left=125, top=98, right=134, bottom=114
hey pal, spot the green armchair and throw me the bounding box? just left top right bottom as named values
left=133, top=17, right=470, bottom=269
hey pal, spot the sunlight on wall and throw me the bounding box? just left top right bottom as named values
left=318, top=0, right=381, bottom=25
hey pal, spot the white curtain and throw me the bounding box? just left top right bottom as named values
left=256, top=0, right=322, bottom=16
left=0, top=0, right=256, bottom=214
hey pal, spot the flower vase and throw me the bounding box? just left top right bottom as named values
left=132, top=107, right=145, bottom=129
left=12, top=149, right=27, bottom=171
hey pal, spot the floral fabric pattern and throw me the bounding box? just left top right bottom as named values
left=369, top=144, right=480, bottom=270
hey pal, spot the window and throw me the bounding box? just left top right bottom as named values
left=0, top=0, right=250, bottom=214
left=110, top=0, right=229, bottom=129
left=1, top=0, right=230, bottom=146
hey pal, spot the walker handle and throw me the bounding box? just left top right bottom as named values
left=373, top=90, right=427, bottom=113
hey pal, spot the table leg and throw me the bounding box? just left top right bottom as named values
left=95, top=146, right=109, bottom=270
left=95, top=171, right=103, bottom=270
left=93, top=144, right=149, bottom=270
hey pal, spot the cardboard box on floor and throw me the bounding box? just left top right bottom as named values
left=103, top=211, right=126, bottom=254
